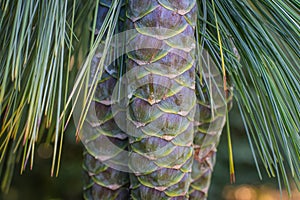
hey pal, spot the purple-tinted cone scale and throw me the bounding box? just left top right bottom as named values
left=126, top=0, right=197, bottom=199
left=83, top=1, right=130, bottom=200
left=189, top=69, right=233, bottom=199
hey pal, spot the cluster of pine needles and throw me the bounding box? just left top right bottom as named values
left=0, top=0, right=299, bottom=195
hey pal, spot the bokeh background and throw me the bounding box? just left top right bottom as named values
left=1, top=102, right=299, bottom=200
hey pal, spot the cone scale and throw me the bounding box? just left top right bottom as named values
left=125, top=0, right=197, bottom=199
left=82, top=1, right=231, bottom=199
left=189, top=68, right=233, bottom=199
left=82, top=1, right=129, bottom=199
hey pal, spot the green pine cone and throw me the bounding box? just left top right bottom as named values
left=189, top=55, right=233, bottom=199
left=82, top=51, right=130, bottom=199
left=126, top=0, right=198, bottom=199
left=83, top=1, right=129, bottom=199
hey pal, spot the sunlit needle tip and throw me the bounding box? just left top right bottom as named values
left=230, top=173, right=236, bottom=184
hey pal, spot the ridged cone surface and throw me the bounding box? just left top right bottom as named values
left=189, top=63, right=233, bottom=200
left=83, top=1, right=232, bottom=199
left=126, top=0, right=197, bottom=199
left=83, top=1, right=129, bottom=199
